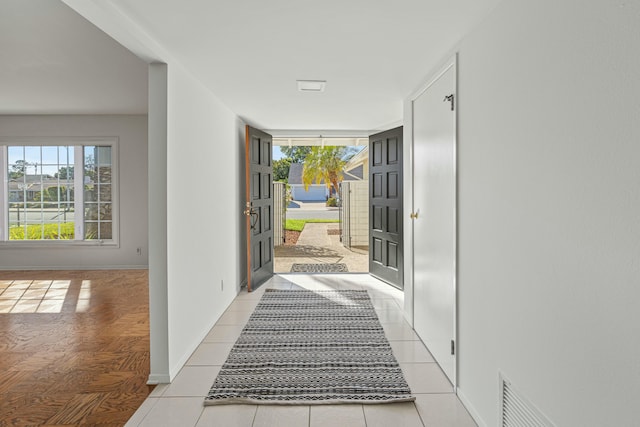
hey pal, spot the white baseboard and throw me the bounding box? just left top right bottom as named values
left=147, top=374, right=170, bottom=385
left=0, top=265, right=149, bottom=271
left=457, top=387, right=487, bottom=427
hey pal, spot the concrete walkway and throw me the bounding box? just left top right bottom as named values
left=285, top=201, right=340, bottom=220
left=274, top=223, right=368, bottom=273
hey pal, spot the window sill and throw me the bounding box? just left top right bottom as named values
left=0, top=240, right=119, bottom=249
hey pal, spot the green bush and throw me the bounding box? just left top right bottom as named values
left=326, top=197, right=338, bottom=207
left=9, top=222, right=75, bottom=240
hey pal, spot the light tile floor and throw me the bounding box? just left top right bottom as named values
left=126, top=274, right=477, bottom=427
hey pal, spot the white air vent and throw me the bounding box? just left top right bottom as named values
left=500, top=373, right=556, bottom=427
left=297, top=80, right=326, bottom=92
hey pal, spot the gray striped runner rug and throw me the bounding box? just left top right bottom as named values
left=204, top=289, right=414, bottom=405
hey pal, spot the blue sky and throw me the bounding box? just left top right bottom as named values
left=272, top=146, right=284, bottom=160
left=272, top=145, right=364, bottom=162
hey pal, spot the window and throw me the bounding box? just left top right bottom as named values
left=83, top=146, right=113, bottom=240
left=0, top=138, right=118, bottom=244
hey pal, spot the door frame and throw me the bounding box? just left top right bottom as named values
left=403, top=54, right=458, bottom=387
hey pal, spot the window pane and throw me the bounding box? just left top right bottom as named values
left=83, top=145, right=113, bottom=241
left=8, top=146, right=23, bottom=164
left=24, top=146, right=40, bottom=165
left=8, top=220, right=22, bottom=240
left=99, top=222, right=113, bottom=240
left=99, top=203, right=112, bottom=221
left=59, top=222, right=75, bottom=240
left=96, top=146, right=112, bottom=166
left=6, top=145, right=77, bottom=241
left=41, top=146, right=58, bottom=164
left=8, top=146, right=27, bottom=180
left=24, top=222, right=44, bottom=240
left=56, top=165, right=74, bottom=180
left=84, top=147, right=96, bottom=183
left=84, top=147, right=96, bottom=168
left=84, top=222, right=98, bottom=240
left=62, top=184, right=74, bottom=202
left=41, top=165, right=58, bottom=177
left=28, top=184, right=43, bottom=202
left=59, top=146, right=73, bottom=164
left=8, top=190, right=21, bottom=203
left=84, top=184, right=97, bottom=202
left=61, top=203, right=74, bottom=217
left=98, top=166, right=112, bottom=183
left=84, top=204, right=99, bottom=221
left=99, top=184, right=112, bottom=202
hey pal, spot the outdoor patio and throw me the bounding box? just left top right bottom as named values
left=274, top=222, right=368, bottom=273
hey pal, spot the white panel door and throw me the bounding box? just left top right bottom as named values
left=412, top=60, right=456, bottom=384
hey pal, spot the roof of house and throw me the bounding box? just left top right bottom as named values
left=288, top=163, right=326, bottom=186
left=343, top=164, right=364, bottom=181
left=344, top=145, right=369, bottom=170
left=8, top=175, right=68, bottom=190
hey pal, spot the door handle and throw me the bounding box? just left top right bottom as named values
left=410, top=211, right=419, bottom=220
left=244, top=203, right=260, bottom=229
left=243, top=202, right=254, bottom=217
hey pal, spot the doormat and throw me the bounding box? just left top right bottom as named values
left=290, top=263, right=349, bottom=273
left=204, top=289, right=414, bottom=405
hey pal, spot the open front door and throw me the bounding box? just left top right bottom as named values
left=245, top=126, right=274, bottom=291
left=369, top=127, right=403, bottom=289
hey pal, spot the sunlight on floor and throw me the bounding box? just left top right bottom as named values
left=0, top=278, right=91, bottom=313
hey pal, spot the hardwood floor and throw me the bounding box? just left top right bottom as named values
left=0, top=270, right=152, bottom=426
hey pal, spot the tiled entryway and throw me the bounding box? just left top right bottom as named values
left=126, top=274, right=477, bottom=427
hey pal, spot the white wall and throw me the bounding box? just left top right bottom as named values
left=347, top=180, right=369, bottom=247
left=59, top=2, right=249, bottom=384
left=449, top=0, right=640, bottom=425
left=0, top=115, right=148, bottom=269
left=148, top=64, right=170, bottom=383
left=162, top=62, right=245, bottom=379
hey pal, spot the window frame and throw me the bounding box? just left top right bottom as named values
left=0, top=137, right=119, bottom=247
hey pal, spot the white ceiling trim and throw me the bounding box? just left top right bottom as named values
left=61, top=0, right=168, bottom=64
left=267, top=129, right=372, bottom=138
left=272, top=137, right=368, bottom=147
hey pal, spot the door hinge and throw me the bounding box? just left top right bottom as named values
left=451, top=340, right=455, bottom=355
left=444, top=94, right=455, bottom=111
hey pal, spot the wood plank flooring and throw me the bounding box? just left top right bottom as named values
left=0, top=270, right=152, bottom=426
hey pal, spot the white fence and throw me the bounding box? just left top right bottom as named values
left=340, top=181, right=369, bottom=249
left=273, top=182, right=286, bottom=247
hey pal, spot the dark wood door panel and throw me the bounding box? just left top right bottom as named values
left=369, top=126, right=403, bottom=288
left=245, top=126, right=274, bottom=291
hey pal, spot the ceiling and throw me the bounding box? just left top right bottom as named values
left=0, top=0, right=147, bottom=115
left=1, top=0, right=503, bottom=132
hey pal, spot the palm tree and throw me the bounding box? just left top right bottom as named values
left=302, top=146, right=347, bottom=197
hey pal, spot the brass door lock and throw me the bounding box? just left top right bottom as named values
left=244, top=202, right=259, bottom=229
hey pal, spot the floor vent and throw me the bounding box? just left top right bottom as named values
left=500, top=373, right=555, bottom=427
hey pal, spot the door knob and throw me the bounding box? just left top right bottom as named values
left=410, top=211, right=419, bottom=219
left=244, top=202, right=253, bottom=216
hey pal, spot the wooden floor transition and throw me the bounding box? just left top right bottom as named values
left=0, top=270, right=152, bottom=426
